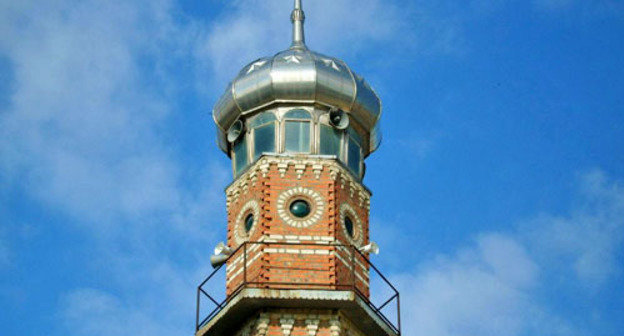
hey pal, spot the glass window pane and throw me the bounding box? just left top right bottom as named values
left=284, top=109, right=311, bottom=119
left=285, top=121, right=310, bottom=153
left=347, top=127, right=362, bottom=144
left=249, top=112, right=276, bottom=128
left=254, top=123, right=275, bottom=160
left=320, top=125, right=341, bottom=156
left=347, top=137, right=361, bottom=177
left=234, top=138, right=248, bottom=175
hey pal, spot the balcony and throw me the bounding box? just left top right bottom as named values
left=195, top=241, right=401, bottom=336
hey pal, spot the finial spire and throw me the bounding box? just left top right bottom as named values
left=290, top=0, right=306, bottom=49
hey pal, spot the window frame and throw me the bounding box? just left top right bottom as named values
left=232, top=133, right=249, bottom=177
left=318, top=123, right=344, bottom=159
left=345, top=127, right=363, bottom=178
left=281, top=109, right=313, bottom=154
left=250, top=112, right=278, bottom=161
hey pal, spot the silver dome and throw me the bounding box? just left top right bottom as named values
left=213, top=0, right=382, bottom=156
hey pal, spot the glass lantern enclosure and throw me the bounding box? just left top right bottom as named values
left=231, top=107, right=365, bottom=180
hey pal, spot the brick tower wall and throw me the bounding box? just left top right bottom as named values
left=224, top=156, right=371, bottom=297
left=233, top=309, right=367, bottom=336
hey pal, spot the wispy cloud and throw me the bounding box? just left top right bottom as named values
left=525, top=169, right=624, bottom=284
left=195, top=0, right=464, bottom=87
left=0, top=0, right=229, bottom=227
left=2, top=0, right=622, bottom=335
left=395, top=233, right=551, bottom=336
left=1, top=0, right=179, bottom=223
left=1, top=0, right=227, bottom=334
left=388, top=169, right=623, bottom=335
left=61, top=288, right=184, bottom=336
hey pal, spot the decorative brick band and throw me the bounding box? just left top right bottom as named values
left=266, top=234, right=335, bottom=244
left=226, top=245, right=370, bottom=287
left=226, top=156, right=371, bottom=208
left=233, top=310, right=368, bottom=336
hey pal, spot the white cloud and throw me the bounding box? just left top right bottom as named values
left=0, top=0, right=228, bottom=228
left=194, top=0, right=624, bottom=93
left=1, top=0, right=171, bottom=222
left=0, top=1, right=228, bottom=334
left=61, top=288, right=184, bottom=336
left=394, top=233, right=547, bottom=336
left=526, top=169, right=624, bottom=284
left=55, top=238, right=220, bottom=335
left=58, top=249, right=221, bottom=336
left=2, top=0, right=622, bottom=334
left=195, top=0, right=463, bottom=87
left=387, top=170, right=624, bottom=335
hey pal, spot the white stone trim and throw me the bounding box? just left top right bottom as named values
left=256, top=247, right=370, bottom=286
left=339, top=203, right=364, bottom=247
left=227, top=244, right=369, bottom=286
left=227, top=250, right=263, bottom=280
left=225, top=156, right=372, bottom=208
left=306, top=318, right=320, bottom=336
left=332, top=249, right=369, bottom=286
left=234, top=199, right=261, bottom=245
left=276, top=187, right=325, bottom=228
left=267, top=234, right=335, bottom=243
left=255, top=314, right=270, bottom=336
left=280, top=317, right=295, bottom=336
left=226, top=242, right=263, bottom=276
left=329, top=316, right=341, bottom=336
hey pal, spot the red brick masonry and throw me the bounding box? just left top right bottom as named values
left=224, top=156, right=372, bottom=297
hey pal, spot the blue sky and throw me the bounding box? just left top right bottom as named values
left=1, top=0, right=623, bottom=335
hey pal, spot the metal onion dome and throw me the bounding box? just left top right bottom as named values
left=213, top=0, right=382, bottom=156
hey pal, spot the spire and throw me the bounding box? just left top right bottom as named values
left=290, top=0, right=306, bottom=49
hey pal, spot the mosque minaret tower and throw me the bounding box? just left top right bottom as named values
left=195, top=1, right=400, bottom=335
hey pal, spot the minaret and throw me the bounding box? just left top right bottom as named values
left=196, top=1, right=399, bottom=335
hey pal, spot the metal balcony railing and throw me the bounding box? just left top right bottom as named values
left=195, top=241, right=401, bottom=335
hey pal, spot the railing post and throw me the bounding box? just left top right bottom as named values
left=195, top=287, right=200, bottom=331
left=243, top=242, right=247, bottom=286
left=195, top=241, right=400, bottom=334
left=351, top=245, right=356, bottom=291
left=397, top=293, right=401, bottom=335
